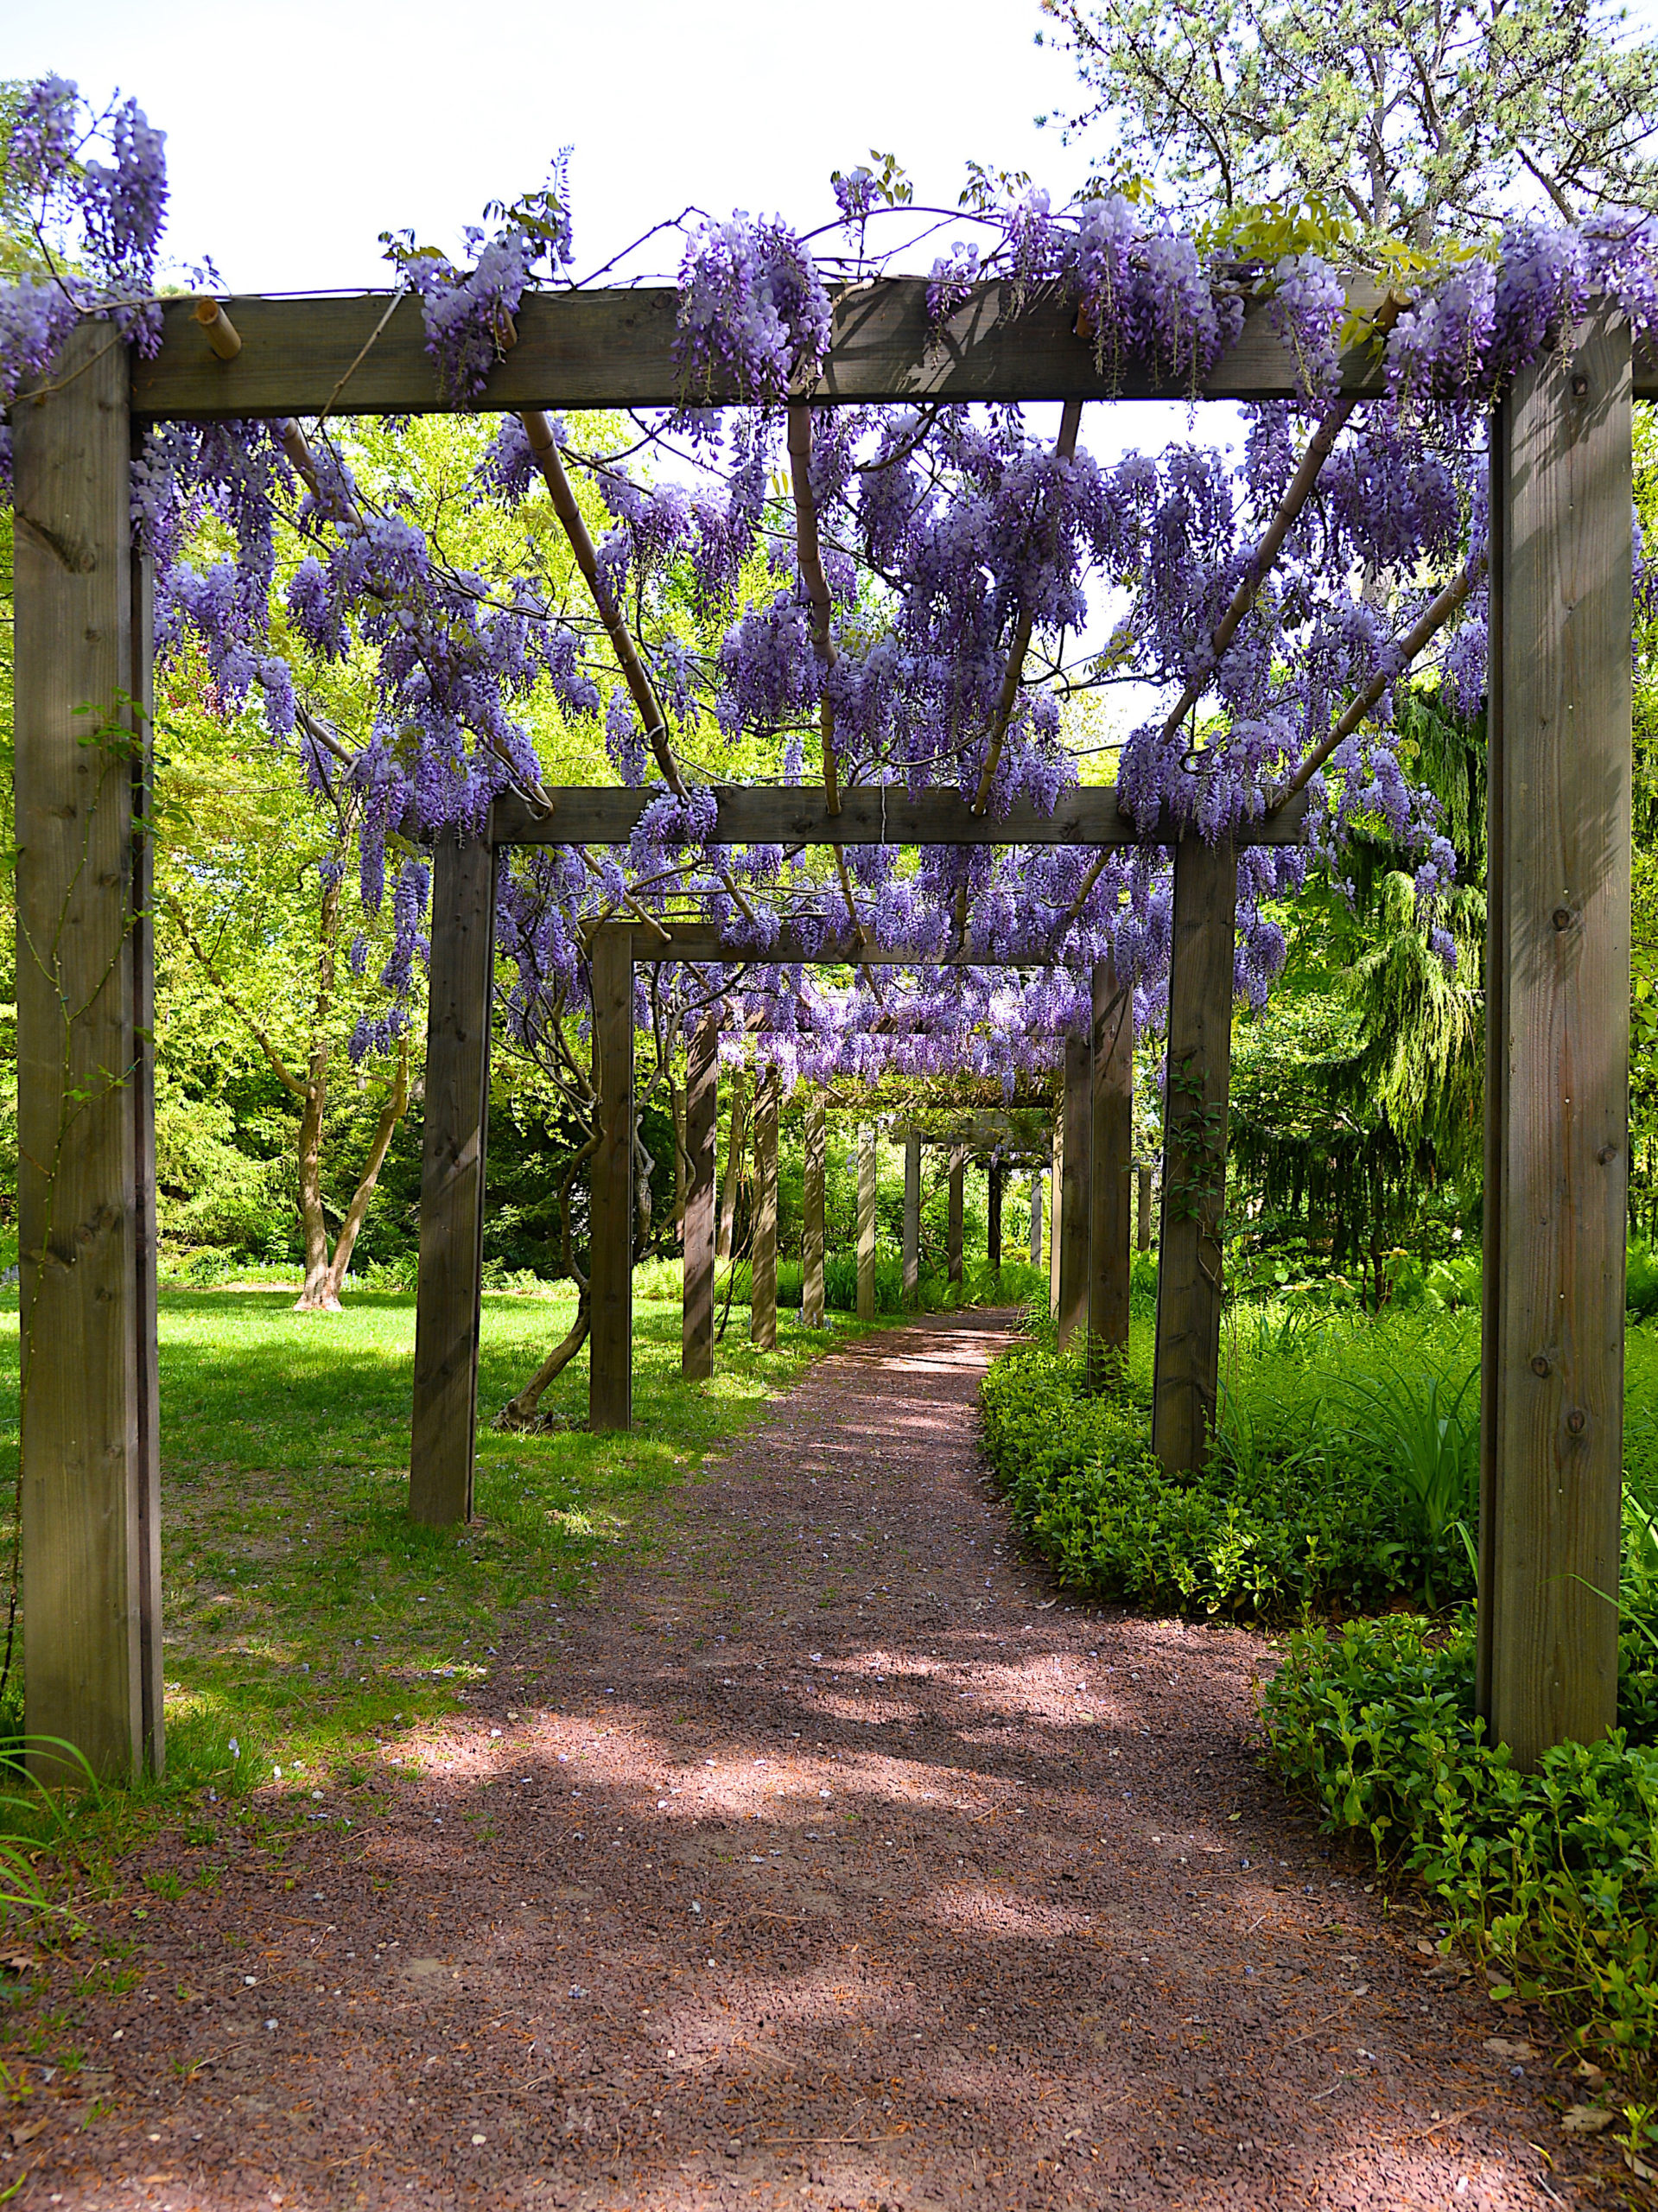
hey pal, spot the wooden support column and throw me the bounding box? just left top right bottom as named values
left=15, top=326, right=162, bottom=1782
left=856, top=1124, right=878, bottom=1322
left=1152, top=839, right=1237, bottom=1474
left=588, top=926, right=634, bottom=1432
left=681, top=1011, right=718, bottom=1381
left=948, top=1143, right=967, bottom=1287
left=1057, top=1034, right=1091, bottom=1350
left=410, top=836, right=498, bottom=1523
left=1029, top=1172, right=1044, bottom=1266
left=803, top=1092, right=827, bottom=1328
left=1087, top=960, right=1134, bottom=1389
left=902, top=1129, right=922, bottom=1307
left=1479, top=308, right=1632, bottom=1764
left=715, top=1065, right=746, bottom=1265
left=1137, top=1165, right=1153, bottom=1254
left=751, top=1067, right=779, bottom=1350
left=1049, top=1122, right=1063, bottom=1318
left=988, top=1163, right=1003, bottom=1272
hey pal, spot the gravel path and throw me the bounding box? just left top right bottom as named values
left=10, top=1311, right=1623, bottom=2210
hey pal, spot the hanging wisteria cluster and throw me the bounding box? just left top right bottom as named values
left=6, top=75, right=1656, bottom=1102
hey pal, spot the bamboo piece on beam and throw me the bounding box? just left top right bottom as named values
left=948, top=1143, right=967, bottom=1288
left=588, top=927, right=634, bottom=1432
left=15, top=324, right=162, bottom=1783
left=410, top=836, right=498, bottom=1524
left=751, top=1069, right=779, bottom=1351
left=903, top=1129, right=922, bottom=1308
left=682, top=1011, right=718, bottom=1382
left=1087, top=960, right=1134, bottom=1390
left=1152, top=839, right=1238, bottom=1474
left=1057, top=1038, right=1091, bottom=1350
left=1137, top=1164, right=1153, bottom=1254
left=857, top=1124, right=878, bottom=1322
left=804, top=1094, right=827, bottom=1329
left=1479, top=308, right=1631, bottom=1766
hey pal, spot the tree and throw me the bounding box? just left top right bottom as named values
left=1036, top=0, right=1658, bottom=244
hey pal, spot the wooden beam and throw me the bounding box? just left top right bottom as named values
left=1057, top=1037, right=1091, bottom=1350
left=948, top=1143, right=967, bottom=1288
left=903, top=1128, right=922, bottom=1308
left=1478, top=308, right=1632, bottom=1765
left=501, top=785, right=1310, bottom=854
left=15, top=325, right=162, bottom=1783
left=857, top=1125, right=878, bottom=1322
left=410, top=836, right=498, bottom=1524
left=804, top=1092, right=827, bottom=1329
left=751, top=1068, right=779, bottom=1351
left=1087, top=960, right=1134, bottom=1389
left=681, top=1011, right=718, bottom=1382
left=588, top=926, right=634, bottom=1432
left=1137, top=1164, right=1153, bottom=1254
left=988, top=1162, right=1003, bottom=1272
left=1152, top=839, right=1237, bottom=1474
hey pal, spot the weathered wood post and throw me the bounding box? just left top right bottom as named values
left=1057, top=1033, right=1091, bottom=1350
left=751, top=1066, right=779, bottom=1350
left=715, top=1065, right=746, bottom=1266
left=1152, top=838, right=1237, bottom=1474
left=588, top=925, right=634, bottom=1431
left=1479, top=308, right=1632, bottom=1764
left=1087, top=959, right=1133, bottom=1389
left=1030, top=1170, right=1044, bottom=1267
left=1137, top=1164, right=1153, bottom=1254
left=803, top=1090, right=827, bottom=1329
left=15, top=326, right=163, bottom=1781
left=988, top=1162, right=1003, bottom=1272
left=902, top=1128, right=922, bottom=1307
left=1049, top=1119, right=1063, bottom=1318
left=948, top=1142, right=967, bottom=1288
left=681, top=1009, right=718, bottom=1381
left=411, top=833, right=498, bottom=1524
left=857, top=1123, right=878, bottom=1322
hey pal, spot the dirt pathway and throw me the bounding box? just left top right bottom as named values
left=14, top=1312, right=1617, bottom=2210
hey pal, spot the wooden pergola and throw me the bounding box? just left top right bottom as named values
left=12, top=283, right=1636, bottom=1781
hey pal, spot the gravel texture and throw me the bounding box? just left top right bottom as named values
left=3, top=1310, right=1632, bottom=2209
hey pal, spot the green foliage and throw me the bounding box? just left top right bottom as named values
left=1337, top=1356, right=1479, bottom=1605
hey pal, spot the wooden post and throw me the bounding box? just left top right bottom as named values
left=410, top=836, right=498, bottom=1524
left=1030, top=1171, right=1044, bottom=1267
left=1049, top=1121, right=1063, bottom=1319
left=671, top=1076, right=687, bottom=1245
left=1057, top=1033, right=1091, bottom=1350
left=588, top=926, right=634, bottom=1431
left=751, top=1067, right=779, bottom=1350
left=948, top=1142, right=967, bottom=1287
left=1087, top=959, right=1134, bottom=1389
left=1152, top=839, right=1237, bottom=1474
left=1137, top=1164, right=1153, bottom=1254
left=856, top=1123, right=877, bottom=1322
left=15, top=326, right=162, bottom=1782
left=681, top=1010, right=718, bottom=1381
left=988, top=1163, right=1003, bottom=1272
left=902, top=1129, right=922, bottom=1307
left=803, top=1091, right=827, bottom=1328
left=1479, top=308, right=1632, bottom=1764
left=715, top=1065, right=746, bottom=1265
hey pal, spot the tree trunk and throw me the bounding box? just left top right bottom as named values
left=293, top=1055, right=337, bottom=1311
left=499, top=1293, right=592, bottom=1427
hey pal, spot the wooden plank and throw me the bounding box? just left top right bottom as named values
left=1478, top=308, right=1631, bottom=1765
left=804, top=1093, right=827, bottom=1329
left=14, top=326, right=158, bottom=1783
left=125, top=278, right=1464, bottom=424
left=857, top=1125, right=878, bottom=1322
left=948, top=1143, right=967, bottom=1287
left=1057, top=1037, right=1092, bottom=1350
left=588, top=926, right=635, bottom=1432
left=502, top=785, right=1310, bottom=853
left=1087, top=960, right=1134, bottom=1389
left=1137, top=1165, right=1153, bottom=1254
left=1152, top=839, right=1237, bottom=1474
left=1049, top=1121, right=1063, bottom=1319
left=681, top=1011, right=718, bottom=1382
left=903, top=1129, right=922, bottom=1308
left=751, top=1069, right=779, bottom=1351
left=1029, top=1171, right=1044, bottom=1267
left=130, top=556, right=164, bottom=1777
left=988, top=1163, right=1003, bottom=1272
left=410, top=836, right=498, bottom=1523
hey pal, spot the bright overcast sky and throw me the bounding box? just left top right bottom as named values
left=3, top=0, right=1093, bottom=293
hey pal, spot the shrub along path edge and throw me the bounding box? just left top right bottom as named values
left=10, top=1310, right=1617, bottom=2210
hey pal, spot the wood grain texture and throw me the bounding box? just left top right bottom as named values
left=857, top=1125, right=878, bottom=1322
left=497, top=785, right=1309, bottom=852
left=681, top=1013, right=717, bottom=1382
left=1478, top=311, right=1632, bottom=1764
left=14, top=327, right=157, bottom=1782
left=1152, top=839, right=1238, bottom=1476
left=1137, top=1165, right=1154, bottom=1254
left=903, top=1129, right=922, bottom=1308
left=588, top=927, right=635, bottom=1433
left=125, top=279, right=1469, bottom=424
left=1088, top=961, right=1134, bottom=1389
left=1050, top=1121, right=1064, bottom=1320
left=804, top=1093, right=827, bottom=1330
left=988, top=1163, right=1003, bottom=1272
left=948, top=1143, right=967, bottom=1287
left=750, top=1069, right=779, bottom=1351
left=130, top=555, right=163, bottom=1776
left=1057, top=1037, right=1092, bottom=1350
left=1030, top=1172, right=1044, bottom=1268
left=410, top=836, right=497, bottom=1523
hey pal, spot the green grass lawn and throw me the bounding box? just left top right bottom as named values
left=0, top=1282, right=874, bottom=1796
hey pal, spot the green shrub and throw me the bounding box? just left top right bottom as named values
left=1264, top=1611, right=1658, bottom=2062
